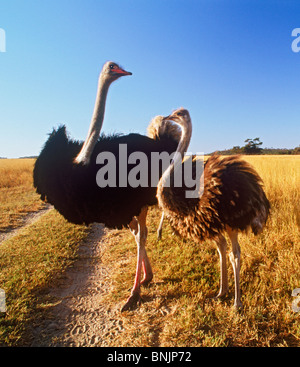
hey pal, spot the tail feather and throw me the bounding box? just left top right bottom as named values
left=147, top=116, right=181, bottom=143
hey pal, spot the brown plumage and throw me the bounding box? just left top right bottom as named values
left=160, top=154, right=269, bottom=240
left=147, top=115, right=181, bottom=143
left=157, top=108, right=270, bottom=309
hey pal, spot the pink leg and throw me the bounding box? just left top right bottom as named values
left=122, top=207, right=151, bottom=311
left=141, top=253, right=153, bottom=286
left=128, top=214, right=152, bottom=286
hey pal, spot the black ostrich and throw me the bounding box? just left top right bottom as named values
left=33, top=62, right=180, bottom=311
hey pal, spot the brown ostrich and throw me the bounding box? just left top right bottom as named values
left=157, top=108, right=270, bottom=309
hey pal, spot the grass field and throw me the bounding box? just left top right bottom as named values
left=0, top=155, right=299, bottom=346
left=0, top=159, right=45, bottom=231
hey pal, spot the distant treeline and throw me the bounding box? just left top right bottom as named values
left=0, top=156, right=38, bottom=159
left=19, top=156, right=38, bottom=159
left=1, top=141, right=300, bottom=159
left=211, top=138, right=300, bottom=155
left=213, top=147, right=300, bottom=155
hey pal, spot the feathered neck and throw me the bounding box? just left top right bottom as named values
left=159, top=119, right=192, bottom=189
left=74, top=74, right=112, bottom=165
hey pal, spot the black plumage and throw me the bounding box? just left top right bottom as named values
left=33, top=126, right=178, bottom=229
left=33, top=61, right=182, bottom=311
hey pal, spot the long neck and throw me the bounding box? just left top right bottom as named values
left=75, top=74, right=111, bottom=165
left=160, top=120, right=192, bottom=189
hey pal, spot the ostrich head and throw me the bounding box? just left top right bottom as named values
left=74, top=61, right=132, bottom=165
left=102, top=61, right=132, bottom=83
left=163, top=108, right=191, bottom=127
left=162, top=108, right=192, bottom=156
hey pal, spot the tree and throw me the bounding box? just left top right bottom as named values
left=293, top=146, right=300, bottom=155
left=232, top=146, right=242, bottom=153
left=242, top=137, right=263, bottom=155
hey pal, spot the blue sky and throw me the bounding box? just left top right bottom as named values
left=0, top=0, right=299, bottom=158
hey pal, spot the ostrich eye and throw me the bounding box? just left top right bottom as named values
left=110, top=64, right=116, bottom=69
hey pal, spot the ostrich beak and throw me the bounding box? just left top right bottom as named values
left=114, top=67, right=132, bottom=76
left=163, top=114, right=177, bottom=123
left=162, top=115, right=172, bottom=122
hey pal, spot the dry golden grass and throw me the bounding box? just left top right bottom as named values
left=0, top=159, right=44, bottom=231
left=101, top=155, right=300, bottom=347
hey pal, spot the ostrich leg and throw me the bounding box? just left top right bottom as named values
left=215, top=234, right=229, bottom=298
left=227, top=227, right=243, bottom=310
left=121, top=206, right=153, bottom=311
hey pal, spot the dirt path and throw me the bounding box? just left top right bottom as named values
left=0, top=205, right=53, bottom=244
left=1, top=206, right=128, bottom=346
left=27, top=223, right=125, bottom=347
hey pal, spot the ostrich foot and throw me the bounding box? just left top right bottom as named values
left=208, top=287, right=228, bottom=300
left=214, top=288, right=229, bottom=299
left=140, top=273, right=153, bottom=287
left=233, top=300, right=243, bottom=311
left=121, top=291, right=142, bottom=312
